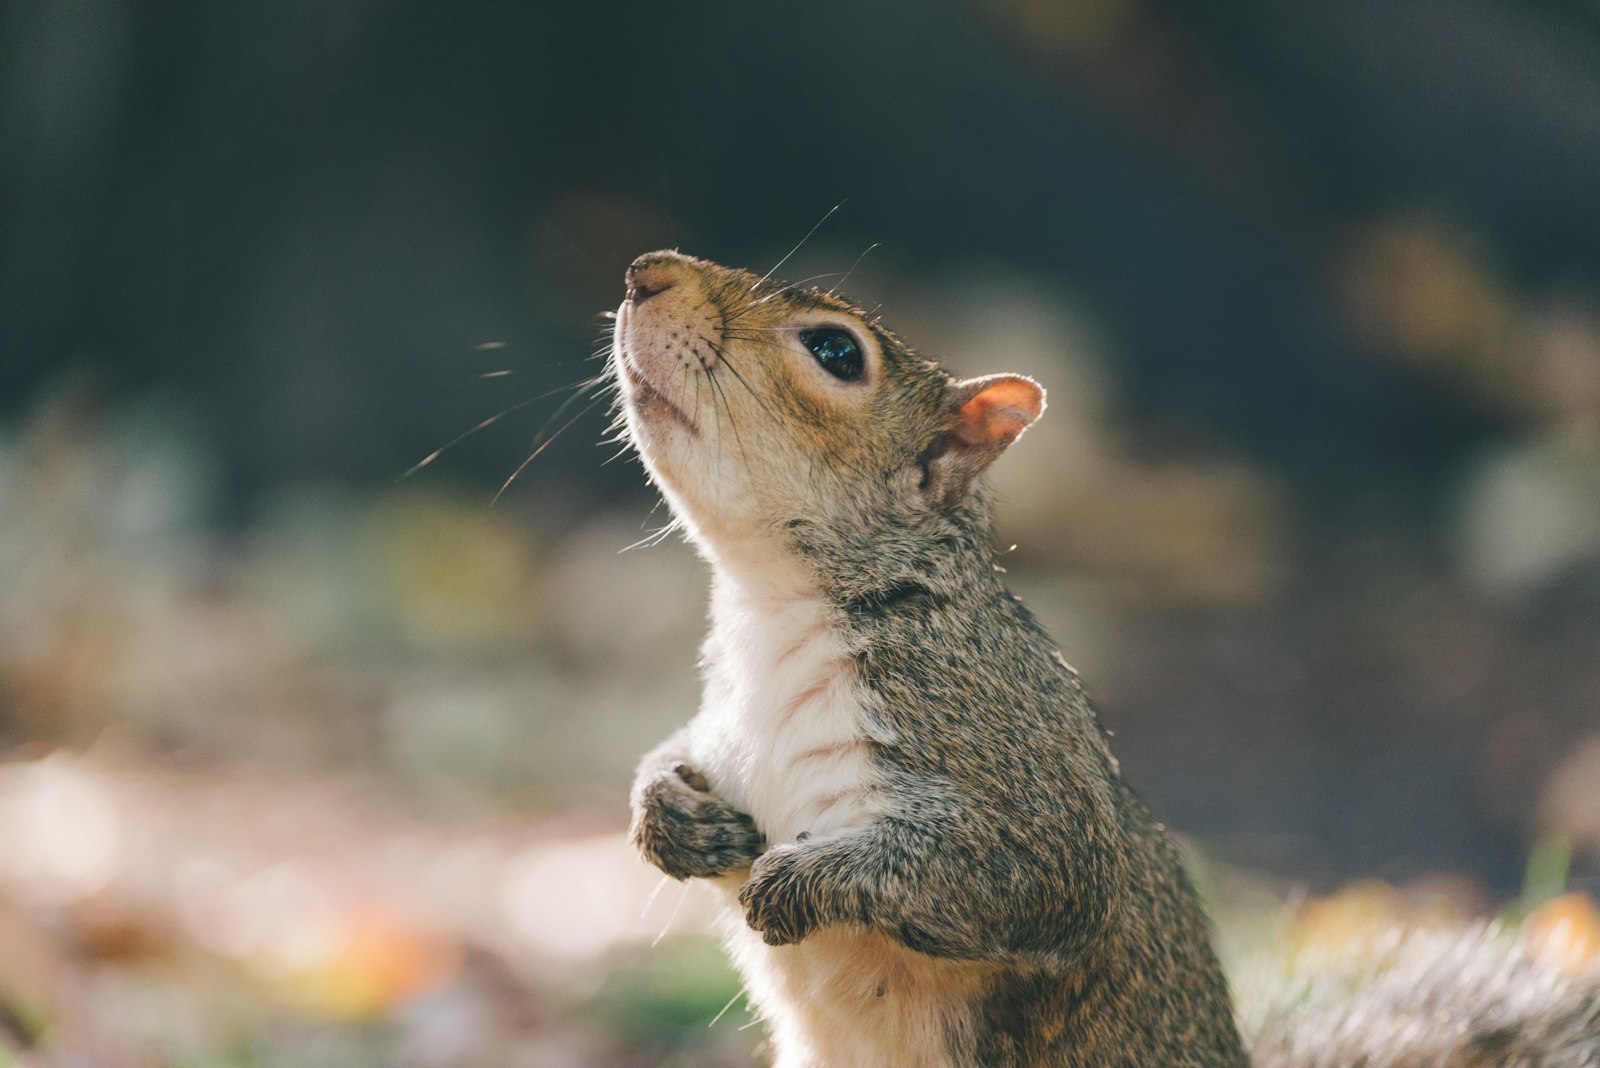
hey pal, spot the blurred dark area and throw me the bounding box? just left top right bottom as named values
left=2, top=1, right=1600, bottom=1064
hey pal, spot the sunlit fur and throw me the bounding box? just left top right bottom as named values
left=610, top=250, right=951, bottom=582
left=615, top=252, right=988, bottom=1065
left=614, top=252, right=1600, bottom=1068
left=613, top=250, right=1246, bottom=1067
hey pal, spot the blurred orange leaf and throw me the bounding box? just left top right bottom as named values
left=1525, top=892, right=1600, bottom=978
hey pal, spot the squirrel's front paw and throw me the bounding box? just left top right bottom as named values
left=630, top=764, right=764, bottom=880
left=740, top=845, right=817, bottom=946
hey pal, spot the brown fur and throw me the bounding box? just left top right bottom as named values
left=618, top=251, right=1600, bottom=1067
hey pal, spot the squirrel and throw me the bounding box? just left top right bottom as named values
left=613, top=250, right=1600, bottom=1068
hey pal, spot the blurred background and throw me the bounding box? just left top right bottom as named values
left=3, top=0, right=1600, bottom=1063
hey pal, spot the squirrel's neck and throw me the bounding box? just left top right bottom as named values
left=699, top=532, right=822, bottom=607
left=774, top=501, right=1003, bottom=611
left=692, top=500, right=1000, bottom=611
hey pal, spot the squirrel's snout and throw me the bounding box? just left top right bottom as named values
left=626, top=251, right=693, bottom=305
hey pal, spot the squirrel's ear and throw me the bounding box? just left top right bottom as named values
left=919, top=374, right=1046, bottom=507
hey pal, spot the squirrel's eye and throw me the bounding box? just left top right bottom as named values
left=799, top=328, right=865, bottom=382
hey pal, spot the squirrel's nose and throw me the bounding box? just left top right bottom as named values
left=627, top=271, right=673, bottom=304
left=626, top=251, right=691, bottom=304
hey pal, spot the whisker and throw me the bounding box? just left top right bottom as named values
left=749, top=201, right=845, bottom=294
left=621, top=516, right=682, bottom=552
left=745, top=271, right=848, bottom=310
left=490, top=395, right=606, bottom=505
left=400, top=375, right=604, bottom=480
left=826, top=242, right=880, bottom=297
left=708, top=988, right=747, bottom=1029
left=688, top=348, right=722, bottom=474
left=640, top=874, right=671, bottom=918
left=706, top=339, right=777, bottom=421
left=649, top=520, right=682, bottom=547
left=695, top=348, right=741, bottom=477
left=652, top=880, right=693, bottom=947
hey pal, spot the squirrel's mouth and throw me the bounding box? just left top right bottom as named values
left=619, top=353, right=699, bottom=437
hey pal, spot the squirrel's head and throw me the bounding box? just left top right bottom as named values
left=612, top=250, right=1045, bottom=576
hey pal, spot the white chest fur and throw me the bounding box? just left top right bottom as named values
left=689, top=579, right=886, bottom=846
left=684, top=573, right=980, bottom=1068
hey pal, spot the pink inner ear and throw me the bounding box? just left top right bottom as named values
left=953, top=377, right=1045, bottom=447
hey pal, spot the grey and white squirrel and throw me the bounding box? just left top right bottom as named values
left=613, top=250, right=1600, bottom=1068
